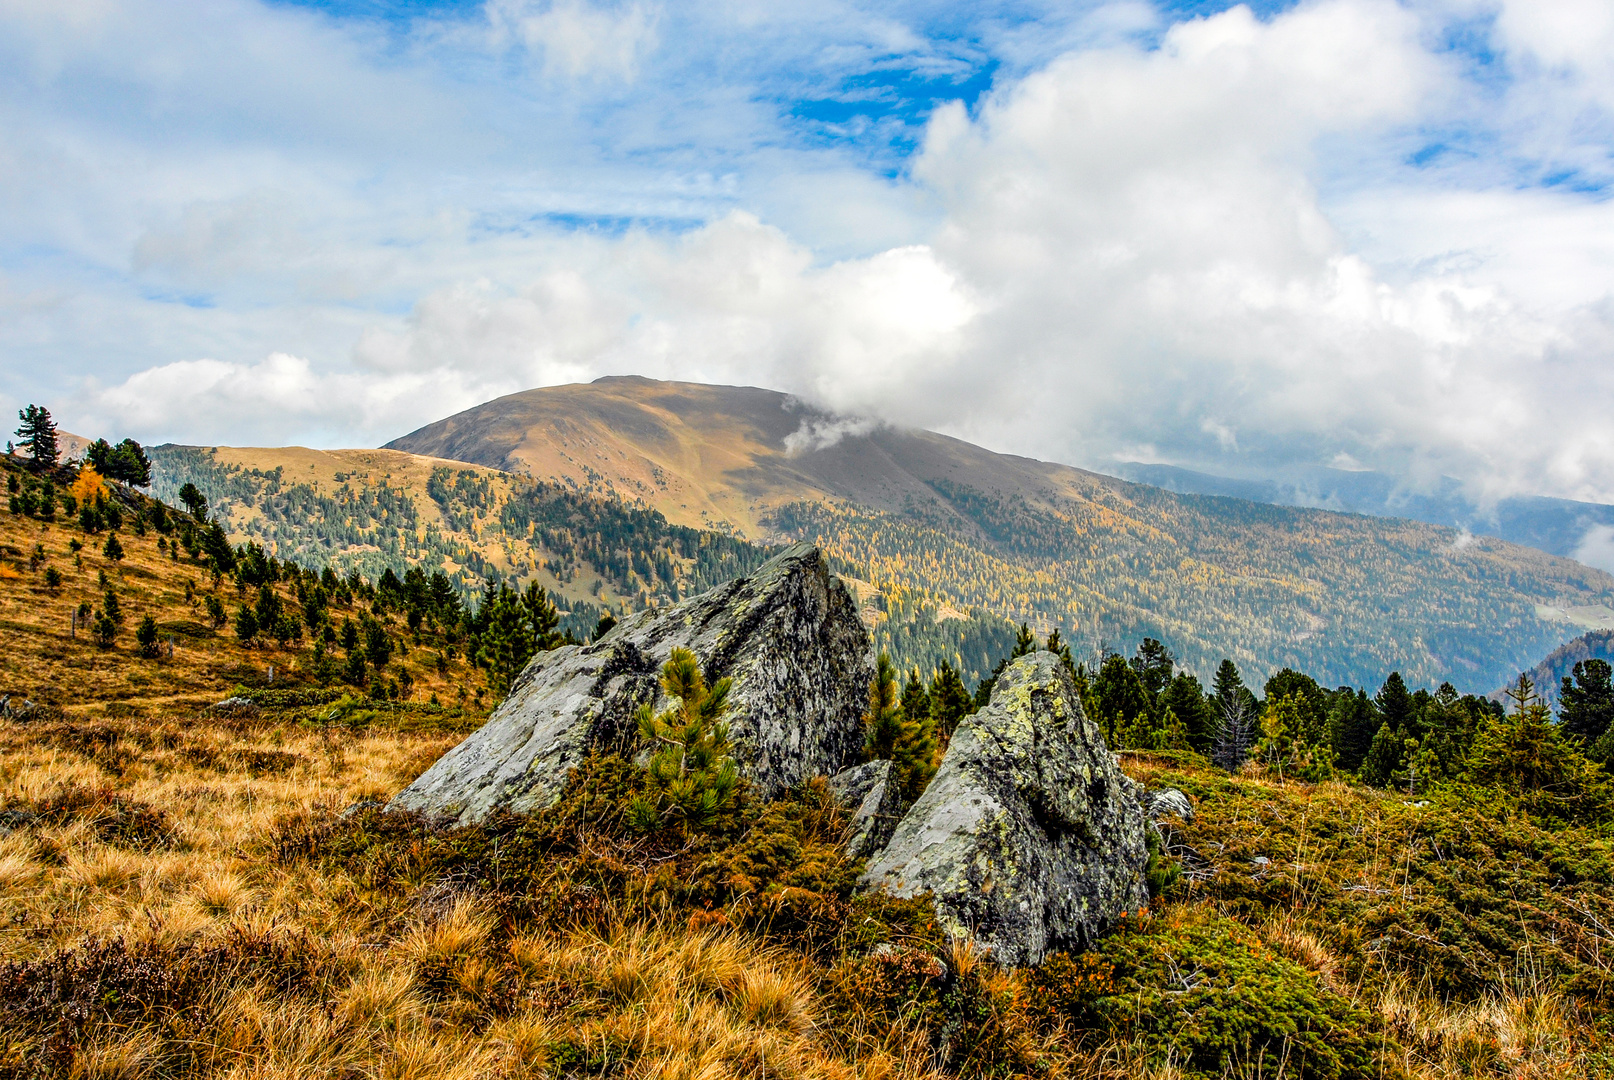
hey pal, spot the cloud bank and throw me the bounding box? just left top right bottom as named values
left=5, top=0, right=1614, bottom=508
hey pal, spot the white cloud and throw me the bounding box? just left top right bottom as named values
left=488, top=0, right=660, bottom=82
left=9, top=0, right=1614, bottom=515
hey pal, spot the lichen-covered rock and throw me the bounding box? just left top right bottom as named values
left=828, top=760, right=901, bottom=860
left=1146, top=787, right=1194, bottom=822
left=388, top=543, right=872, bottom=825
left=859, top=652, right=1148, bottom=966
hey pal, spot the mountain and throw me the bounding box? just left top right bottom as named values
left=1112, top=461, right=1614, bottom=567
left=378, top=376, right=1614, bottom=694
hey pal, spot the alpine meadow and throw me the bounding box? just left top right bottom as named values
left=7, top=1, right=1614, bottom=1079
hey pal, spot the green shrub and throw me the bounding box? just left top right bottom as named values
left=1041, top=907, right=1398, bottom=1080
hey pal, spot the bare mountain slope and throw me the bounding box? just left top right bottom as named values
left=384, top=375, right=1119, bottom=539
left=381, top=377, right=1614, bottom=692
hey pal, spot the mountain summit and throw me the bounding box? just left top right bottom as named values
left=385, top=375, right=1129, bottom=541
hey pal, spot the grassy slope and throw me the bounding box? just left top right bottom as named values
left=1, top=460, right=1611, bottom=1078
left=0, top=703, right=1606, bottom=1079
left=0, top=458, right=491, bottom=717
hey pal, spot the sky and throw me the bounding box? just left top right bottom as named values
left=3, top=0, right=1614, bottom=512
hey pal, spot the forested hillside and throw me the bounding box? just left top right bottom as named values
left=149, top=445, right=770, bottom=646
left=382, top=377, right=1614, bottom=694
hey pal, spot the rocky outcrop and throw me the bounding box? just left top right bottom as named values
left=388, top=543, right=872, bottom=825
left=860, top=652, right=1148, bottom=966
left=828, top=760, right=901, bottom=860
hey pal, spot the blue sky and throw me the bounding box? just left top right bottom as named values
left=3, top=0, right=1614, bottom=523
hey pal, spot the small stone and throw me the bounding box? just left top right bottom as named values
left=1146, top=787, right=1194, bottom=822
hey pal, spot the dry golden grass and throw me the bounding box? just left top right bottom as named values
left=0, top=676, right=944, bottom=1080
left=0, top=476, right=490, bottom=716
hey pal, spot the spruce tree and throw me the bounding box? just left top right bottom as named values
left=14, top=405, right=58, bottom=469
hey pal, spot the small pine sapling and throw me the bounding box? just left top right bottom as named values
left=627, top=647, right=738, bottom=835
left=102, top=533, right=124, bottom=562
left=136, top=614, right=160, bottom=658
left=93, top=609, right=116, bottom=648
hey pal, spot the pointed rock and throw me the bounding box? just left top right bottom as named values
left=388, top=543, right=872, bottom=825
left=860, top=651, right=1148, bottom=966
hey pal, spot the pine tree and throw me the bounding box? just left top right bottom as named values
left=1162, top=672, right=1215, bottom=752
left=1359, top=722, right=1402, bottom=787
left=103, top=588, right=122, bottom=625
left=1130, top=638, right=1175, bottom=699
left=1327, top=688, right=1378, bottom=773
left=893, top=669, right=939, bottom=802
left=864, top=652, right=904, bottom=760
left=14, top=405, right=58, bottom=469
left=1376, top=672, right=1416, bottom=740
left=1094, top=652, right=1149, bottom=746
left=1263, top=668, right=1327, bottom=746
left=234, top=604, right=258, bottom=643
left=628, top=648, right=738, bottom=834
left=1011, top=623, right=1036, bottom=658
left=102, top=533, right=124, bottom=562
left=178, top=482, right=208, bottom=521
left=136, top=614, right=160, bottom=658
left=1468, top=676, right=1602, bottom=803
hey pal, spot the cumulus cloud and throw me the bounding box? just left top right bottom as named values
left=10, top=0, right=1614, bottom=511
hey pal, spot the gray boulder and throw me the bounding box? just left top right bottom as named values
left=1146, top=787, right=1194, bottom=822
left=388, top=543, right=872, bottom=825
left=860, top=652, right=1148, bottom=966
left=828, top=760, right=901, bottom=860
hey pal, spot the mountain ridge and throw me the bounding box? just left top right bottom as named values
left=374, top=377, right=1614, bottom=693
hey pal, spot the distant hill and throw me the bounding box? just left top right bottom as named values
left=1113, top=461, right=1614, bottom=567
left=1506, top=629, right=1614, bottom=705
left=377, top=377, right=1614, bottom=693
